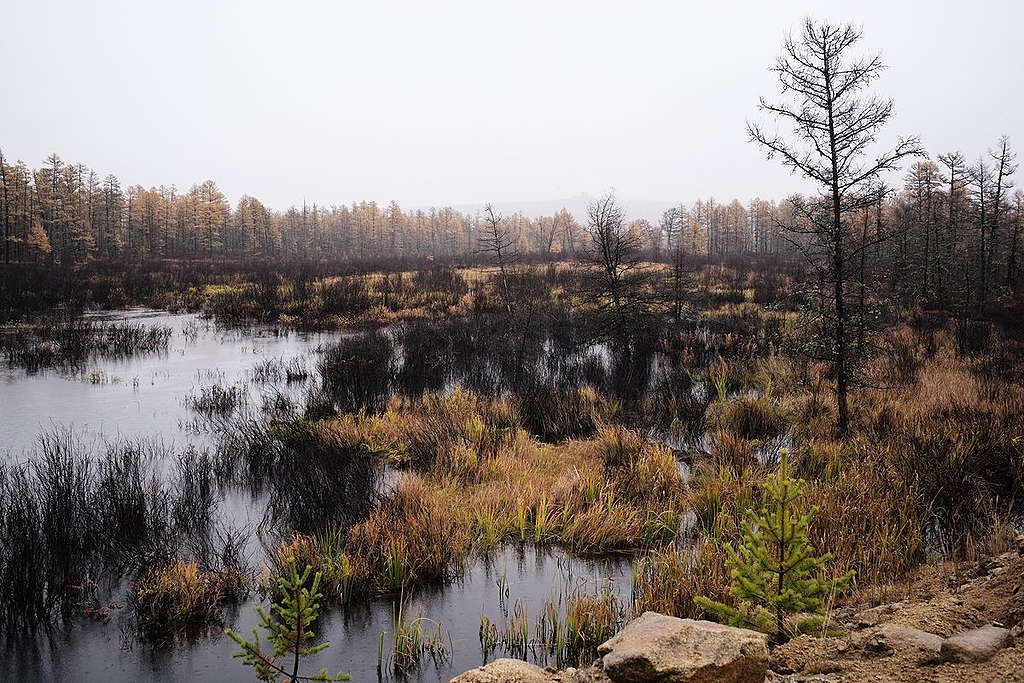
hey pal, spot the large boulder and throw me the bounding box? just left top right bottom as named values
left=597, top=612, right=769, bottom=682
left=940, top=625, right=1012, bottom=663
left=451, top=658, right=553, bottom=683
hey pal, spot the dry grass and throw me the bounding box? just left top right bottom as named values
left=632, top=323, right=1024, bottom=628
left=631, top=540, right=731, bottom=620
left=705, top=395, right=789, bottom=441
left=133, top=560, right=237, bottom=640
left=269, top=391, right=688, bottom=600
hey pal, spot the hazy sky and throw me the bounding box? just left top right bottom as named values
left=3, top=0, right=1021, bottom=210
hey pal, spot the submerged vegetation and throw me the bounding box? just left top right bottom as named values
left=1, top=317, right=171, bottom=370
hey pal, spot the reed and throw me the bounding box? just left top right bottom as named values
left=378, top=592, right=450, bottom=674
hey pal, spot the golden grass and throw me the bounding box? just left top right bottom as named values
left=133, top=560, right=234, bottom=639
left=705, top=395, right=789, bottom=440
left=270, top=392, right=687, bottom=600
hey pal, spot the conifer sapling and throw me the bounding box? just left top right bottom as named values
left=226, top=558, right=350, bottom=682
left=695, top=451, right=853, bottom=641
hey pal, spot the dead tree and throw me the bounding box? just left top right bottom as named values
left=749, top=18, right=923, bottom=437
left=477, top=204, right=518, bottom=311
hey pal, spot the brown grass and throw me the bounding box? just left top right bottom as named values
left=133, top=560, right=236, bottom=640
left=269, top=392, right=688, bottom=600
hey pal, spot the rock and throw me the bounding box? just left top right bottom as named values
left=940, top=625, right=1013, bottom=663
left=451, top=658, right=553, bottom=683
left=866, top=625, right=943, bottom=655
left=561, top=667, right=612, bottom=683
left=853, top=606, right=886, bottom=627
left=597, top=611, right=768, bottom=683
left=1014, top=531, right=1024, bottom=555
left=803, top=660, right=843, bottom=674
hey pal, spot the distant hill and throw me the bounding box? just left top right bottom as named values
left=446, top=194, right=680, bottom=224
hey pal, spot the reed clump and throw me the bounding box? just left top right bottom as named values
left=1, top=318, right=171, bottom=370
left=705, top=395, right=789, bottom=441
left=133, top=560, right=233, bottom=641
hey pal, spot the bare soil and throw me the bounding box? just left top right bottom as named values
left=769, top=551, right=1024, bottom=681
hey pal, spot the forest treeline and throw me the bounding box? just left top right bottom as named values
left=0, top=150, right=796, bottom=263
left=0, top=139, right=1021, bottom=310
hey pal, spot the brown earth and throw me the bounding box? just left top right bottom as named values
left=769, top=551, right=1024, bottom=681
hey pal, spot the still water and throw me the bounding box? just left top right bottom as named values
left=0, top=309, right=633, bottom=682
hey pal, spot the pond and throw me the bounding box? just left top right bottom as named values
left=0, top=309, right=640, bottom=682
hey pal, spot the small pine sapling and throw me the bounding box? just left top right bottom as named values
left=226, top=559, right=350, bottom=682
left=695, top=451, right=853, bottom=641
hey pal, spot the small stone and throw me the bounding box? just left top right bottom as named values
left=866, top=624, right=943, bottom=655
left=941, top=625, right=1013, bottom=663
left=831, top=606, right=857, bottom=622
left=804, top=660, right=843, bottom=674
left=854, top=606, right=886, bottom=627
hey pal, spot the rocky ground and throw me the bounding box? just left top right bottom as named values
left=768, top=548, right=1024, bottom=682
left=453, top=548, right=1024, bottom=682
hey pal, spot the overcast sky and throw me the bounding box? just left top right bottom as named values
left=2, top=0, right=1021, bottom=210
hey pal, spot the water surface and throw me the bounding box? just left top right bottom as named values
left=0, top=309, right=638, bottom=682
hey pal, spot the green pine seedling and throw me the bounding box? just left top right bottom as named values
left=226, top=558, right=350, bottom=682
left=695, top=450, right=853, bottom=642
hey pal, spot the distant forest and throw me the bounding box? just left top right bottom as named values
left=0, top=140, right=1021, bottom=309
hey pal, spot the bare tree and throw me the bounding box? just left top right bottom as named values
left=989, top=137, right=1018, bottom=289
left=578, top=194, right=651, bottom=340
left=668, top=233, right=687, bottom=322
left=0, top=147, right=10, bottom=264
left=1009, top=191, right=1023, bottom=293
left=749, top=18, right=923, bottom=436
left=477, top=204, right=518, bottom=311
left=660, top=207, right=680, bottom=254
left=938, top=151, right=970, bottom=304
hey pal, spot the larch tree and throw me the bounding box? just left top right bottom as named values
left=938, top=151, right=970, bottom=305
left=748, top=18, right=923, bottom=437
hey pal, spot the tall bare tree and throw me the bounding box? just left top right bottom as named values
left=749, top=18, right=923, bottom=436
left=989, top=137, right=1018, bottom=289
